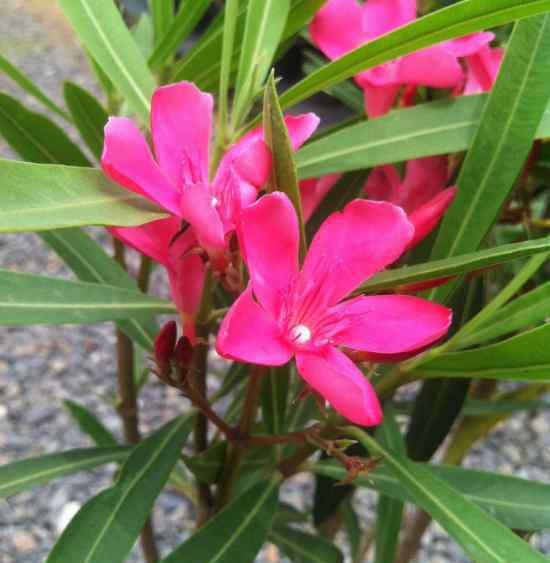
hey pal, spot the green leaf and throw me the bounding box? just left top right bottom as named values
left=430, top=14, right=550, bottom=304
left=263, top=74, right=307, bottom=260
left=269, top=524, right=344, bottom=563
left=148, top=0, right=173, bottom=45
left=0, top=53, right=71, bottom=121
left=148, top=0, right=212, bottom=70
left=343, top=429, right=549, bottom=561
left=232, top=0, right=290, bottom=126
left=161, top=477, right=280, bottom=563
left=63, top=82, right=109, bottom=160
left=276, top=0, right=550, bottom=114
left=63, top=400, right=118, bottom=447
left=315, top=460, right=550, bottom=532
left=57, top=0, right=156, bottom=122
left=0, top=447, right=129, bottom=499
left=412, top=323, right=550, bottom=381
left=0, top=93, right=90, bottom=166
left=47, top=416, right=192, bottom=563
left=132, top=14, right=155, bottom=58
left=0, top=160, right=166, bottom=232
left=0, top=269, right=175, bottom=325
left=261, top=365, right=290, bottom=436
left=356, top=237, right=550, bottom=294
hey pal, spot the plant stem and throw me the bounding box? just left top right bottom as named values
left=137, top=255, right=152, bottom=293
left=113, top=239, right=159, bottom=563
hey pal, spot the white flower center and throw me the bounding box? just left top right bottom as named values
left=211, top=196, right=219, bottom=207
left=290, top=324, right=311, bottom=345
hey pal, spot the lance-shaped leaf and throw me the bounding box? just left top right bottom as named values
left=0, top=53, right=71, bottom=121
left=57, top=0, right=156, bottom=122
left=411, top=323, right=550, bottom=381
left=47, top=416, right=193, bottom=563
left=161, top=477, right=280, bottom=563
left=64, top=82, right=109, bottom=160
left=63, top=400, right=118, bottom=447
left=148, top=0, right=173, bottom=45
left=355, top=237, right=550, bottom=294
left=343, top=428, right=549, bottom=561
left=314, top=459, right=550, bottom=532
left=148, top=0, right=212, bottom=69
left=276, top=0, right=550, bottom=113
left=430, top=14, right=550, bottom=304
left=0, top=270, right=175, bottom=325
left=0, top=160, right=166, bottom=232
left=263, top=74, right=307, bottom=260
left=0, top=447, right=129, bottom=499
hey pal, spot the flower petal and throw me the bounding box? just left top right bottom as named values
left=216, top=284, right=294, bottom=365
left=400, top=156, right=449, bottom=212
left=362, top=0, right=416, bottom=38
left=445, top=32, right=494, bottom=57
left=398, top=45, right=464, bottom=88
left=237, top=192, right=299, bottom=316
left=151, top=82, right=213, bottom=186
left=302, top=199, right=414, bottom=306
left=284, top=114, right=321, bottom=151
left=102, top=117, right=181, bottom=215
left=296, top=346, right=382, bottom=426
left=300, top=174, right=341, bottom=221
left=361, top=82, right=401, bottom=118
left=407, top=186, right=457, bottom=248
left=180, top=183, right=226, bottom=256
left=363, top=165, right=401, bottom=204
left=330, top=294, right=452, bottom=356
left=464, top=46, right=504, bottom=95
left=309, top=0, right=366, bottom=60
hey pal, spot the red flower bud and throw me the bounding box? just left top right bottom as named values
left=174, top=336, right=193, bottom=369
left=154, top=321, right=177, bottom=367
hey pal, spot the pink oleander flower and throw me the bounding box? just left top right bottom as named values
left=102, top=81, right=319, bottom=263
left=216, top=192, right=452, bottom=425
left=300, top=174, right=341, bottom=221
left=462, top=45, right=504, bottom=95
left=309, top=0, right=494, bottom=117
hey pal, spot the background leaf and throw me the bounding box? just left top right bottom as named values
left=63, top=400, right=118, bottom=447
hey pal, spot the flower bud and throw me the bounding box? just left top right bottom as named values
left=154, top=321, right=177, bottom=368
left=174, top=336, right=193, bottom=370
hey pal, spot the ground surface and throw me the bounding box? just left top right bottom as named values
left=1, top=2, right=549, bottom=562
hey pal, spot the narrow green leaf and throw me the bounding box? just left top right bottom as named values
left=161, top=477, right=280, bottom=563
left=57, top=0, right=156, bottom=122
left=149, top=0, right=173, bottom=44
left=132, top=13, right=155, bottom=58
left=0, top=53, right=71, bottom=121
left=315, top=460, right=550, bottom=532
left=0, top=270, right=175, bottom=325
left=277, top=0, right=550, bottom=114
left=0, top=93, right=90, bottom=166
left=63, top=82, right=109, bottom=160
left=270, top=524, right=344, bottom=563
left=412, top=323, right=550, bottom=381
left=0, top=160, right=166, bottom=232
left=263, top=74, right=307, bottom=260
left=63, top=400, right=118, bottom=447
left=47, top=416, right=193, bottom=563
left=0, top=447, right=129, bottom=499
left=430, top=15, right=550, bottom=304
left=148, top=0, right=212, bottom=69
left=356, top=237, right=550, bottom=294
left=232, top=0, right=290, bottom=126
left=344, top=429, right=549, bottom=562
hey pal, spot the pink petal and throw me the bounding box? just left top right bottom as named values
left=361, top=82, right=401, bottom=118
left=400, top=156, right=449, bottom=213
left=216, top=284, right=294, bottom=365
left=151, top=82, right=213, bottom=187
left=464, top=46, right=504, bottom=95
left=237, top=192, right=299, bottom=317
left=102, top=117, right=181, bottom=215
left=110, top=224, right=168, bottom=265
left=398, top=45, right=464, bottom=88
left=363, top=165, right=401, bottom=204
left=330, top=294, right=452, bottom=355
left=445, top=32, right=494, bottom=57
left=407, top=187, right=457, bottom=249
left=284, top=114, right=321, bottom=151
left=230, top=138, right=272, bottom=188
left=309, top=0, right=367, bottom=60
left=296, top=346, right=382, bottom=426
left=180, top=183, right=226, bottom=256
left=301, top=199, right=414, bottom=306
left=362, top=0, right=416, bottom=39
left=300, top=174, right=341, bottom=221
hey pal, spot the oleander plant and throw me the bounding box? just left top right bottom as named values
left=3, top=0, right=550, bottom=561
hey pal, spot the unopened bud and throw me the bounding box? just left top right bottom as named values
left=154, top=321, right=177, bottom=368
left=174, top=336, right=193, bottom=369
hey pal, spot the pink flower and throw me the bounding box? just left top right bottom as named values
left=462, top=45, right=504, bottom=95
left=309, top=0, right=493, bottom=117
left=110, top=218, right=205, bottom=340
left=102, top=81, right=319, bottom=262
left=216, top=192, right=452, bottom=425
left=300, top=174, right=341, bottom=221
left=364, top=156, right=457, bottom=248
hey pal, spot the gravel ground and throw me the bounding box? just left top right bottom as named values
left=1, top=2, right=550, bottom=562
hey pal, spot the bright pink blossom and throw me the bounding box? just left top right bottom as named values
left=309, top=0, right=493, bottom=117
left=462, top=45, right=504, bottom=95
left=216, top=192, right=452, bottom=425
left=300, top=174, right=341, bottom=221
left=102, top=81, right=319, bottom=261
